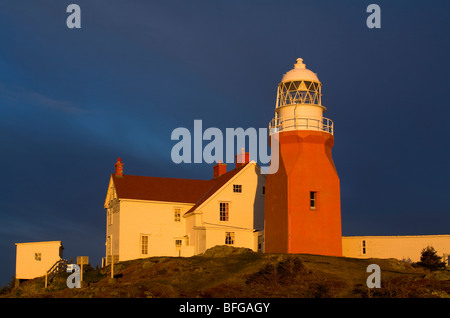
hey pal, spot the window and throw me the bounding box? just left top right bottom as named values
left=225, top=232, right=235, bottom=245
left=107, top=210, right=113, bottom=225
left=174, top=208, right=181, bottom=222
left=141, top=235, right=149, bottom=255
left=362, top=240, right=366, bottom=255
left=35, top=253, right=41, bottom=261
left=106, top=236, right=112, bottom=255
left=310, top=191, right=317, bottom=210
left=220, top=202, right=229, bottom=221
left=175, top=239, right=182, bottom=248
left=233, top=184, right=242, bottom=193
left=262, top=186, right=265, bottom=195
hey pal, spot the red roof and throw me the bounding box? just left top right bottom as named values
left=185, top=164, right=247, bottom=215
left=112, top=163, right=248, bottom=210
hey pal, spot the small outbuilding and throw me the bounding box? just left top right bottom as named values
left=15, top=241, right=64, bottom=280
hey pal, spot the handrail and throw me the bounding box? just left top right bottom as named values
left=45, top=258, right=68, bottom=287
left=46, top=259, right=64, bottom=274
left=269, top=116, right=333, bottom=135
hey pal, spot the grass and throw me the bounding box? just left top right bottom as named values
left=2, top=245, right=450, bottom=298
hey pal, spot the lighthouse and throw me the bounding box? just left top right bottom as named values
left=264, top=58, right=342, bottom=256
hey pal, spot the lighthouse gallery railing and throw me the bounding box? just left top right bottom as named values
left=269, top=116, right=334, bottom=135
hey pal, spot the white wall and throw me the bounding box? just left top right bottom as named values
left=117, top=200, right=193, bottom=261
left=342, top=235, right=450, bottom=262
left=15, top=241, right=63, bottom=279
left=186, top=163, right=266, bottom=254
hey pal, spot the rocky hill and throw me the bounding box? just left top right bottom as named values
left=2, top=245, right=450, bottom=298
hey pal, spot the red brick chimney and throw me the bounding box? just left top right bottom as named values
left=213, top=160, right=227, bottom=179
left=235, top=148, right=250, bottom=169
left=115, top=158, right=124, bottom=177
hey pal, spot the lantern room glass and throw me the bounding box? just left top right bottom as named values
left=277, top=80, right=322, bottom=108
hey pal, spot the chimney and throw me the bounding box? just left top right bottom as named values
left=213, top=160, right=227, bottom=179
left=235, top=148, right=250, bottom=169
left=115, top=158, right=124, bottom=177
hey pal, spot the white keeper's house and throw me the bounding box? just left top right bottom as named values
left=103, top=153, right=265, bottom=266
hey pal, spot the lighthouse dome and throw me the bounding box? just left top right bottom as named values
left=281, top=58, right=320, bottom=83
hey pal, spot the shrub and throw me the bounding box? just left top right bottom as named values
left=416, top=246, right=446, bottom=271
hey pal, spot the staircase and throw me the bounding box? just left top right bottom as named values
left=45, top=259, right=68, bottom=287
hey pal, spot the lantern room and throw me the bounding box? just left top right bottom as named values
left=270, top=58, right=333, bottom=135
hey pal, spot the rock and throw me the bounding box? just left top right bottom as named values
left=201, top=245, right=255, bottom=257
left=142, top=260, right=154, bottom=269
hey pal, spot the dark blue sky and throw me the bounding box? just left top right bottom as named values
left=1, top=0, right=449, bottom=287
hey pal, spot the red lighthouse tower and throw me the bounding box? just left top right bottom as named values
left=264, top=58, right=342, bottom=256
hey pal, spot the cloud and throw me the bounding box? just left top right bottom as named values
left=27, top=91, right=89, bottom=114
left=0, top=83, right=89, bottom=114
